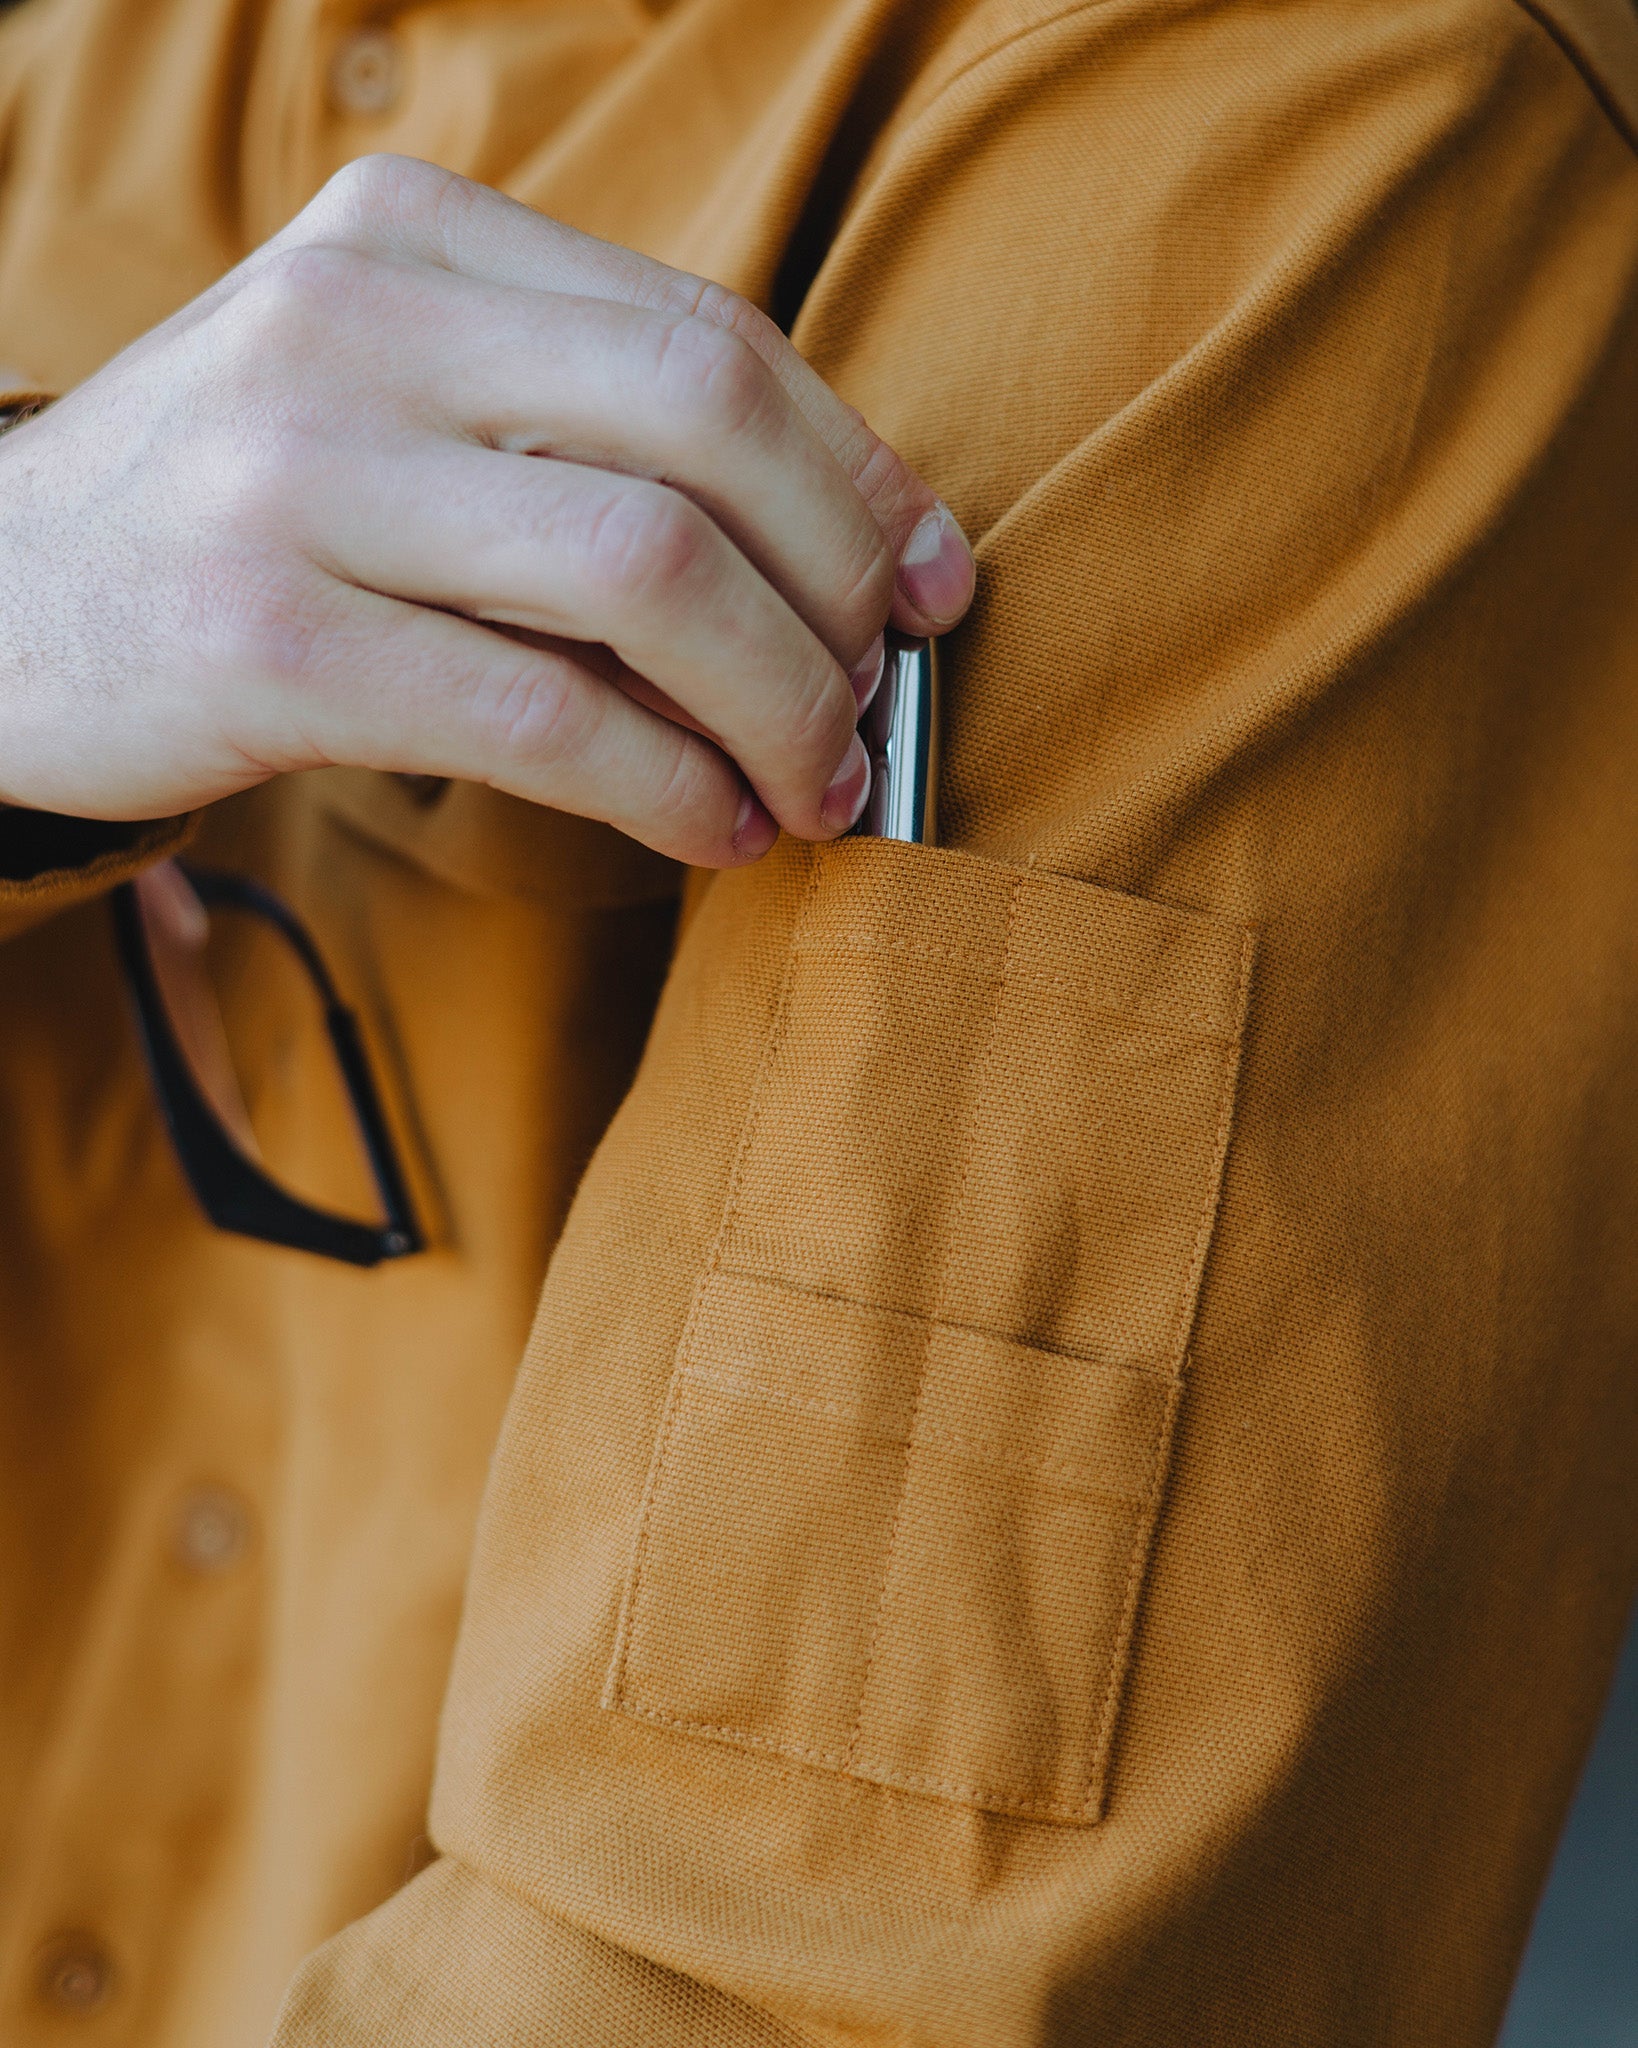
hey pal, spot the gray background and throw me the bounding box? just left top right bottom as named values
left=1499, top=1606, right=1638, bottom=2046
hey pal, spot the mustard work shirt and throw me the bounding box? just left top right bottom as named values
left=1, top=0, right=1637, bottom=2042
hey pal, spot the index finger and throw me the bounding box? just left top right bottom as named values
left=291, top=155, right=977, bottom=634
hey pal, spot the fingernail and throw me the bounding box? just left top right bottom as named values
left=849, top=633, right=886, bottom=714
left=731, top=788, right=777, bottom=861
left=819, top=733, right=871, bottom=833
left=896, top=501, right=975, bottom=626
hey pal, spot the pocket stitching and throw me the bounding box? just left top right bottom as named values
left=604, top=846, right=826, bottom=1717
left=1082, top=1368, right=1186, bottom=1819
left=613, top=1691, right=1148, bottom=1822
left=712, top=846, right=828, bottom=1263
left=1169, top=928, right=1256, bottom=1359
left=789, top=935, right=1238, bottom=1038
left=678, top=1357, right=1172, bottom=1497
left=844, top=871, right=1023, bottom=1777
left=1078, top=927, right=1253, bottom=1818
left=608, top=850, right=1255, bottom=1825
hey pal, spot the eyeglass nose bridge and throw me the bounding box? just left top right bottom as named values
left=111, top=863, right=425, bottom=1268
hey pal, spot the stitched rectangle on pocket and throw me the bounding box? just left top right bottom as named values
left=607, top=1272, right=1180, bottom=1819
left=719, top=843, right=1251, bottom=1359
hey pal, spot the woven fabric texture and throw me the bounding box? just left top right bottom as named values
left=0, top=0, right=1635, bottom=2044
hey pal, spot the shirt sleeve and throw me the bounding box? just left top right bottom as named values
left=271, top=0, right=1638, bottom=2040
left=0, top=0, right=197, bottom=942
left=0, top=809, right=195, bottom=943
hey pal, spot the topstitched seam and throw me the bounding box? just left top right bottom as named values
left=714, top=848, right=829, bottom=1267
left=677, top=1360, right=1173, bottom=1497
left=1079, top=932, right=1255, bottom=1813
left=1169, top=928, right=1256, bottom=1363
left=1508, top=0, right=1638, bottom=159
left=844, top=869, right=1022, bottom=1776
left=616, top=1696, right=1116, bottom=1820
left=607, top=847, right=827, bottom=1712
left=710, top=1266, right=1180, bottom=1375
left=1084, top=1370, right=1187, bottom=1818
left=788, top=937, right=1238, bottom=1037
left=895, top=0, right=1638, bottom=197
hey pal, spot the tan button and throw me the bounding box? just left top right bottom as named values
left=36, top=1935, right=116, bottom=2013
left=174, top=1485, right=253, bottom=1574
left=328, top=27, right=403, bottom=118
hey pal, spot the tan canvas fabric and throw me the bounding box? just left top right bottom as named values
left=1, top=0, right=1637, bottom=2043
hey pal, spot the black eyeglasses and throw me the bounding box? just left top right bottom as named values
left=111, top=864, right=424, bottom=1268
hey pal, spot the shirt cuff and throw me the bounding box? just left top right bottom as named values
left=0, top=808, right=198, bottom=943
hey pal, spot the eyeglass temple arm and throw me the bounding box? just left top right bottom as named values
left=183, top=868, right=423, bottom=1256
left=321, top=999, right=423, bottom=1255
left=111, top=876, right=423, bottom=1267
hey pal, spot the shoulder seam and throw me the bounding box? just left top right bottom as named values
left=913, top=0, right=1638, bottom=166
left=1508, top=0, right=1638, bottom=156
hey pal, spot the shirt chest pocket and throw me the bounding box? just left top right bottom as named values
left=605, top=840, right=1252, bottom=1824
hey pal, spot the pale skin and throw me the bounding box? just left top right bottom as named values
left=0, top=154, right=976, bottom=868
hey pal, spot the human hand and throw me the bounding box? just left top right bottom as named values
left=0, top=155, right=975, bottom=865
